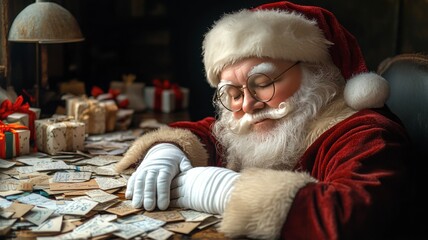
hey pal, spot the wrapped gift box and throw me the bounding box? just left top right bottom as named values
left=116, top=109, right=134, bottom=130
left=5, top=112, right=29, bottom=127
left=110, top=81, right=146, bottom=112
left=0, top=122, right=30, bottom=159
left=100, top=100, right=118, bottom=132
left=4, top=107, right=40, bottom=129
left=144, top=86, right=189, bottom=113
left=67, top=98, right=106, bottom=135
left=35, top=117, right=85, bottom=155
left=0, top=96, right=40, bottom=141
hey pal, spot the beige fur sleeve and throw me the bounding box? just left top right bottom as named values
left=219, top=168, right=316, bottom=239
left=115, top=126, right=209, bottom=172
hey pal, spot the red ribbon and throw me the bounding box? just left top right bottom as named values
left=91, top=86, right=129, bottom=108
left=171, top=83, right=184, bottom=111
left=0, top=96, right=36, bottom=141
left=0, top=121, right=29, bottom=158
left=153, top=79, right=184, bottom=112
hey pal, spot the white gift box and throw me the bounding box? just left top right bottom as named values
left=5, top=108, right=40, bottom=127
left=6, top=112, right=29, bottom=127
left=35, top=117, right=86, bottom=155
left=144, top=87, right=189, bottom=113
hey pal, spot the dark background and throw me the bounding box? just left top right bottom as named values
left=6, top=0, right=428, bottom=120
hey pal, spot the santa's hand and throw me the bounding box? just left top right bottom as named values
left=170, top=167, right=239, bottom=214
left=125, top=143, right=192, bottom=210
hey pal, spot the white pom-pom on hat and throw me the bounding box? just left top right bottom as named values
left=344, top=72, right=390, bottom=110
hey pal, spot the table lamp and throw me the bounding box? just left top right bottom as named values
left=8, top=0, right=84, bottom=107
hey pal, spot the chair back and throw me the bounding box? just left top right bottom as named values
left=377, top=53, right=428, bottom=238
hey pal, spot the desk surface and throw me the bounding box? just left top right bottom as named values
left=0, top=125, right=233, bottom=240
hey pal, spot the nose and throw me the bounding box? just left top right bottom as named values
left=241, top=88, right=264, bottom=113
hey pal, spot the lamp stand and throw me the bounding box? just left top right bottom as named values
left=34, top=42, right=40, bottom=108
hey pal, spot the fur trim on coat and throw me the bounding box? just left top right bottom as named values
left=115, top=126, right=209, bottom=172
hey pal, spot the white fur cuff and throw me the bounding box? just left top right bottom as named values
left=219, top=168, right=316, bottom=239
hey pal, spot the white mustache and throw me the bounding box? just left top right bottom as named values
left=229, top=101, right=294, bottom=134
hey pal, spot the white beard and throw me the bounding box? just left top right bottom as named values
left=212, top=62, right=344, bottom=171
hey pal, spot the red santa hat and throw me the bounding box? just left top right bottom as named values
left=202, top=1, right=389, bottom=110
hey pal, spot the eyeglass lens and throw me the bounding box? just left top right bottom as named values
left=217, top=74, right=275, bottom=112
left=216, top=62, right=299, bottom=112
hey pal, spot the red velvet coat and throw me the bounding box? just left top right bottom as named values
left=169, top=107, right=410, bottom=240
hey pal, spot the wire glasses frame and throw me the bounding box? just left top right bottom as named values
left=213, top=61, right=300, bottom=112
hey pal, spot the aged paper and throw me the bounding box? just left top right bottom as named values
left=129, top=215, right=166, bottom=232
left=112, top=222, right=146, bottom=239
left=143, top=210, right=185, bottom=223
left=52, top=171, right=92, bottom=183
left=86, top=189, right=118, bottom=203
left=49, top=179, right=99, bottom=191
left=147, top=227, right=174, bottom=240
left=0, top=159, right=16, bottom=168
left=105, top=200, right=141, bottom=216
left=94, top=177, right=126, bottom=190
left=32, top=215, right=63, bottom=233
left=57, top=199, right=98, bottom=216
left=24, top=206, right=55, bottom=225
left=5, top=202, right=34, bottom=218
left=163, top=221, right=201, bottom=234
left=180, top=209, right=213, bottom=222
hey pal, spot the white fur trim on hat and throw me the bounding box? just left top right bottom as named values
left=344, top=72, right=390, bottom=110
left=203, top=9, right=333, bottom=87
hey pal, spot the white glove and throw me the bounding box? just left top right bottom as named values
left=170, top=167, right=239, bottom=214
left=125, top=143, right=192, bottom=210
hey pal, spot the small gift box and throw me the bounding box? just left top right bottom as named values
left=91, top=86, right=130, bottom=109
left=110, top=74, right=146, bottom=111
left=100, top=100, right=118, bottom=132
left=0, top=121, right=31, bottom=159
left=116, top=109, right=134, bottom=130
left=4, top=107, right=40, bottom=126
left=35, top=117, right=85, bottom=155
left=144, top=79, right=189, bottom=113
left=0, top=96, right=38, bottom=141
left=67, top=97, right=106, bottom=135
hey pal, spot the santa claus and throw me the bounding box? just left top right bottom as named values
left=115, top=1, right=410, bottom=239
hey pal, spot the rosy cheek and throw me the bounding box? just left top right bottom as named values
left=233, top=111, right=244, bottom=119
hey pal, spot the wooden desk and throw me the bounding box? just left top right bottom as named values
left=0, top=123, right=236, bottom=240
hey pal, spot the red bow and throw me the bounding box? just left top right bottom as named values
left=91, top=86, right=129, bottom=108
left=0, top=96, right=36, bottom=141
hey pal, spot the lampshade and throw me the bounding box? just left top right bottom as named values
left=8, top=0, right=84, bottom=43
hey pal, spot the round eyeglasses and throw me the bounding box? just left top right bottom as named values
left=214, top=61, right=300, bottom=112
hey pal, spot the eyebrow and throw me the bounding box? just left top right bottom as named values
left=218, top=80, right=233, bottom=88
left=248, top=62, right=276, bottom=76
